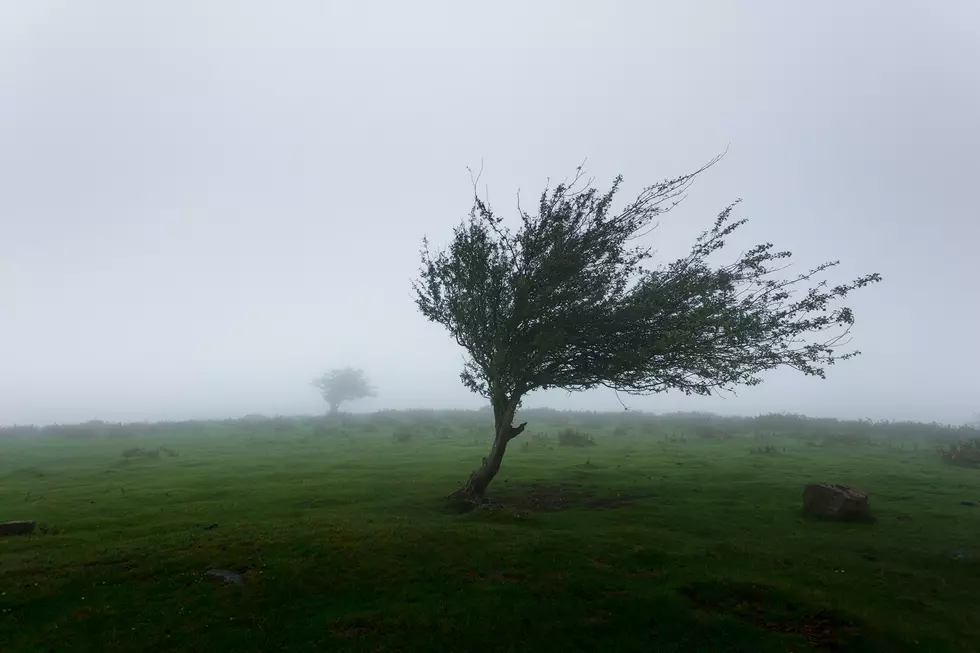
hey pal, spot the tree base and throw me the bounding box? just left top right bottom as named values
left=446, top=487, right=488, bottom=513
left=445, top=415, right=528, bottom=513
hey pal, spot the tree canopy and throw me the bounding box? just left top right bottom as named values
left=311, top=367, right=376, bottom=415
left=413, top=157, right=881, bottom=504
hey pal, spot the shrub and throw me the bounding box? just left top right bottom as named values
left=121, top=447, right=160, bottom=460
left=433, top=426, right=453, bottom=439
left=558, top=428, right=596, bottom=447
left=820, top=433, right=869, bottom=447
left=612, top=425, right=631, bottom=438
left=121, top=446, right=176, bottom=460
left=937, top=439, right=980, bottom=468
left=392, top=428, right=414, bottom=443
left=692, top=424, right=733, bottom=440
left=749, top=444, right=779, bottom=455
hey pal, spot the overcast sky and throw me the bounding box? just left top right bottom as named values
left=1, top=1, right=977, bottom=426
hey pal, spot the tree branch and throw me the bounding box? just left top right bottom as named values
left=507, top=421, right=528, bottom=440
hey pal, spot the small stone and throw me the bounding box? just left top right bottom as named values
left=0, top=521, right=36, bottom=537
left=205, top=569, right=244, bottom=585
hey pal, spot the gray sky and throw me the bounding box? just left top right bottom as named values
left=2, top=1, right=978, bottom=426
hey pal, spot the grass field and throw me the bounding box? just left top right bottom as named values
left=2, top=410, right=978, bottom=652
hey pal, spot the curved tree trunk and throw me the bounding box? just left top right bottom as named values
left=448, top=396, right=526, bottom=511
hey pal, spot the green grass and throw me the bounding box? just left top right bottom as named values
left=2, top=415, right=979, bottom=652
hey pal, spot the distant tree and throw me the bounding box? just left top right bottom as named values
left=311, top=367, right=376, bottom=415
left=413, top=157, right=881, bottom=508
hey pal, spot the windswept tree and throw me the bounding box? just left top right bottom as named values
left=413, top=157, right=881, bottom=508
left=311, top=367, right=376, bottom=415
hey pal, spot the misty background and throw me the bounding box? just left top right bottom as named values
left=1, top=1, right=977, bottom=426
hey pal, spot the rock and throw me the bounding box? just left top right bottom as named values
left=802, top=483, right=872, bottom=522
left=205, top=569, right=244, bottom=585
left=0, top=520, right=36, bottom=536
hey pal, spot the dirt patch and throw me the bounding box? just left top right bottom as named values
left=465, top=570, right=526, bottom=583
left=489, top=483, right=590, bottom=512
left=680, top=580, right=861, bottom=651
left=488, top=483, right=642, bottom=513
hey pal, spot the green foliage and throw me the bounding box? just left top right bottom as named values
left=557, top=428, right=597, bottom=447
left=821, top=433, right=875, bottom=447
left=392, top=427, right=414, bottom=443
left=311, top=367, right=376, bottom=414
left=691, top=423, right=734, bottom=440
left=937, top=438, right=980, bottom=468
left=1, top=415, right=977, bottom=651
left=5, top=411, right=974, bottom=446
left=121, top=446, right=178, bottom=460
left=121, top=446, right=150, bottom=459
left=122, top=447, right=158, bottom=460
left=413, top=158, right=881, bottom=412
left=611, top=424, right=631, bottom=438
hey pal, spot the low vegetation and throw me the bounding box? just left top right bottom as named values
left=121, top=446, right=178, bottom=460
left=937, top=437, right=980, bottom=468
left=391, top=427, right=414, bottom=443
left=557, top=428, right=597, bottom=447
left=1, top=410, right=978, bottom=652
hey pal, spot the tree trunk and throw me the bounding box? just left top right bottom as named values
left=328, top=401, right=341, bottom=416
left=447, top=396, right=527, bottom=511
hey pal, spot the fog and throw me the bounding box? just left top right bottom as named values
left=2, top=1, right=977, bottom=426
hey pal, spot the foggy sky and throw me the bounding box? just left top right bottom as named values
left=2, top=1, right=978, bottom=426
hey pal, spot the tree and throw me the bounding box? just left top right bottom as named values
left=413, top=157, right=881, bottom=508
left=311, top=367, right=376, bottom=415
